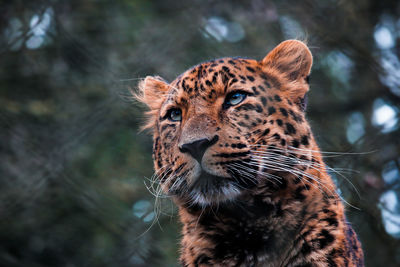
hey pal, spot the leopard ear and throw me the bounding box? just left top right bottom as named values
left=135, top=76, right=169, bottom=110
left=134, top=76, right=169, bottom=130
left=262, top=40, right=312, bottom=82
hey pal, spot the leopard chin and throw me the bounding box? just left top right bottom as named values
left=179, top=161, right=258, bottom=206
left=188, top=171, right=242, bottom=206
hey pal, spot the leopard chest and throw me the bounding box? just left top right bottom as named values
left=180, top=197, right=304, bottom=266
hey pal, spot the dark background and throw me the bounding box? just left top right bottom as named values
left=1, top=0, right=400, bottom=266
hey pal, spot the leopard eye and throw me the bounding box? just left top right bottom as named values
left=224, top=91, right=247, bottom=108
left=167, top=108, right=182, bottom=122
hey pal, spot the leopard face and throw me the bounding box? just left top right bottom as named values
left=137, top=40, right=314, bottom=206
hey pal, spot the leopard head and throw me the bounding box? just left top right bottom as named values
left=137, top=40, right=314, bottom=206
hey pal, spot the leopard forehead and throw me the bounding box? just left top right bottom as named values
left=164, top=57, right=280, bottom=107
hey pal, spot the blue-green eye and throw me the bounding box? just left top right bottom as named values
left=224, top=91, right=247, bottom=108
left=168, top=108, right=182, bottom=121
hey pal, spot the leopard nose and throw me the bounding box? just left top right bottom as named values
left=179, top=135, right=219, bottom=162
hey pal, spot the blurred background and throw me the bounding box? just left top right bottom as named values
left=1, top=0, right=400, bottom=266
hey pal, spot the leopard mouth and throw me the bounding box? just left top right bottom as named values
left=185, top=169, right=254, bottom=205
left=190, top=170, right=229, bottom=191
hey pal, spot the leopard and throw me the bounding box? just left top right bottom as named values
left=136, top=40, right=364, bottom=266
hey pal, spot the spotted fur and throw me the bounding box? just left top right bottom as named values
left=136, top=40, right=364, bottom=266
